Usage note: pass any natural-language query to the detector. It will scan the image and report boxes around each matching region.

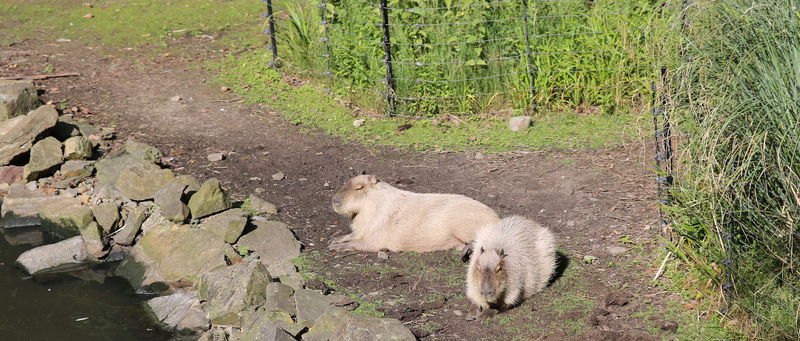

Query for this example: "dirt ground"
[1,35,689,340]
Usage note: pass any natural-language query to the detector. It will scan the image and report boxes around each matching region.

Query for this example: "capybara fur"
[329,174,500,253]
[466,216,556,319]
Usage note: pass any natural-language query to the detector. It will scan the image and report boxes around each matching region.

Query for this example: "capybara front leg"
[328,239,382,252]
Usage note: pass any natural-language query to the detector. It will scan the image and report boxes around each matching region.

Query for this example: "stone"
[92,201,119,233]
[508,115,532,132]
[75,122,97,138]
[23,137,63,181]
[175,174,201,195]
[279,272,305,290]
[16,236,88,276]
[201,208,248,244]
[51,115,81,141]
[38,197,94,239]
[207,152,225,162]
[294,289,340,324]
[236,309,296,341]
[267,260,298,279]
[140,209,172,233]
[304,308,415,341]
[147,289,210,332]
[115,206,148,246]
[583,255,598,264]
[197,327,228,341]
[1,184,71,227]
[116,224,229,289]
[95,154,160,196]
[264,282,297,316]
[377,250,390,260]
[352,119,365,127]
[169,95,182,102]
[25,181,37,191]
[237,221,301,267]
[114,165,175,201]
[2,227,44,246]
[246,194,278,216]
[606,246,628,256]
[262,309,305,337]
[79,221,106,259]
[154,181,189,222]
[271,172,285,181]
[0,80,39,121]
[120,140,163,163]
[62,135,93,160]
[60,160,95,179]
[0,165,23,184]
[188,178,231,219]
[196,259,272,326]
[0,105,58,165]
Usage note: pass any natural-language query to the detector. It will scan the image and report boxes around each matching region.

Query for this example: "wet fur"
[466,216,556,319]
[329,175,500,252]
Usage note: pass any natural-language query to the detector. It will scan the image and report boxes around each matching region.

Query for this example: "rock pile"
[0,80,414,340]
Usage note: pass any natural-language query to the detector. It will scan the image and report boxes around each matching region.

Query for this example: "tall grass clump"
[273,0,661,117]
[668,0,800,338]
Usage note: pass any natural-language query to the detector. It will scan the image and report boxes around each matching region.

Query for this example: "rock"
[141,209,172,232]
[353,119,365,127]
[606,246,628,256]
[169,95,182,102]
[264,282,297,316]
[207,152,225,162]
[60,160,95,179]
[245,194,278,216]
[120,140,163,163]
[1,184,71,227]
[2,227,44,246]
[279,272,306,290]
[114,165,175,201]
[117,224,229,289]
[115,206,148,246]
[235,311,295,341]
[237,221,300,267]
[196,259,272,326]
[79,221,106,259]
[583,255,598,264]
[294,289,341,324]
[62,135,93,160]
[147,289,210,332]
[25,181,37,191]
[267,260,298,278]
[254,187,265,194]
[603,291,631,307]
[0,80,39,121]
[16,236,88,276]
[201,208,247,244]
[304,308,415,341]
[74,122,97,138]
[95,154,160,194]
[91,201,119,233]
[23,137,63,181]
[175,174,201,195]
[197,327,228,341]
[508,115,531,132]
[0,165,23,184]
[0,105,58,165]
[154,181,189,222]
[188,178,231,219]
[377,250,389,260]
[262,309,306,337]
[38,197,94,239]
[271,172,285,181]
[51,115,81,141]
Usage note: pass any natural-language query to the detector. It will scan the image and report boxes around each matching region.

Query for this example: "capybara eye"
[480,247,484,253]
[355,184,364,190]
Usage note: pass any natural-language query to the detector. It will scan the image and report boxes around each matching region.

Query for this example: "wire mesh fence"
[264,0,659,119]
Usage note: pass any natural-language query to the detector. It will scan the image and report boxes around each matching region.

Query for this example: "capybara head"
[473,247,508,302]
[332,174,380,217]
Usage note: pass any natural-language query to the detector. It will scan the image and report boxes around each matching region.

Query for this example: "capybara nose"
[332,199,341,207]
[481,289,494,297]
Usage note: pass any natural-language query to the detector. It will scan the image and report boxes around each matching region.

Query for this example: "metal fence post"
[320,0,333,93]
[265,0,279,67]
[379,0,396,117]
[520,0,537,112]
[652,66,673,238]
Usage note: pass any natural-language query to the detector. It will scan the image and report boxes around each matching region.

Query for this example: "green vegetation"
[667,0,800,339]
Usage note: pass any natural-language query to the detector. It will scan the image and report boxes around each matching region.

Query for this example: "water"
[0,227,174,341]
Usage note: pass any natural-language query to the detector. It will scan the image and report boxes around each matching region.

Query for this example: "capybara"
[329,174,499,253]
[466,216,556,319]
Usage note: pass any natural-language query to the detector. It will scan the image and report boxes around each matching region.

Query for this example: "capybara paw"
[478,308,498,320]
[468,303,482,320]
[330,234,352,244]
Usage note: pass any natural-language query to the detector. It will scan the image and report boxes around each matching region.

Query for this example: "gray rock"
[119,140,163,163]
[115,206,148,246]
[267,260,298,279]
[271,172,285,181]
[237,221,300,267]
[0,165,23,184]
[236,309,296,341]
[79,221,106,259]
[117,224,229,289]
[51,115,81,141]
[38,197,94,239]
[606,246,628,256]
[147,289,210,332]
[201,208,247,244]
[16,236,88,276]
[1,184,70,227]
[246,194,278,216]
[25,181,37,191]
[264,282,296,316]
[279,272,306,290]
[140,209,172,232]
[304,308,415,341]
[2,227,44,246]
[114,165,175,201]
[75,122,97,139]
[294,289,340,324]
[188,178,231,219]
[154,181,189,222]
[91,201,119,233]
[23,137,63,181]
[261,309,306,337]
[207,152,225,162]
[175,174,201,195]
[197,327,229,341]
[63,135,93,160]
[60,160,95,179]
[95,154,159,191]
[0,80,39,121]
[508,115,532,132]
[0,105,58,165]
[196,259,272,326]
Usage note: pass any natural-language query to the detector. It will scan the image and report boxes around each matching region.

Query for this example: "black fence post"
[520,0,537,112]
[652,66,673,238]
[320,0,333,93]
[379,0,396,117]
[264,0,279,67]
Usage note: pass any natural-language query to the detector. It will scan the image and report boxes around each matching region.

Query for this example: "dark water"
[0,227,174,341]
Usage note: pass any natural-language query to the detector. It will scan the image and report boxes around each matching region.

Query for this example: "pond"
[0,227,174,341]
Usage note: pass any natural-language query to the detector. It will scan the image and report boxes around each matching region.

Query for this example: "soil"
[1,34,685,340]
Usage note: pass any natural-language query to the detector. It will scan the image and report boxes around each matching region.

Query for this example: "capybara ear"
[461,241,475,263]
[368,175,378,184]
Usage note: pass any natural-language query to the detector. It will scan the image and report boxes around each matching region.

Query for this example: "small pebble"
[249,177,262,181]
[583,255,598,264]
[272,172,285,181]
[452,310,463,317]
[169,95,182,102]
[353,119,365,127]
[377,251,389,260]
[207,152,225,162]
[25,181,37,191]
[254,188,266,194]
